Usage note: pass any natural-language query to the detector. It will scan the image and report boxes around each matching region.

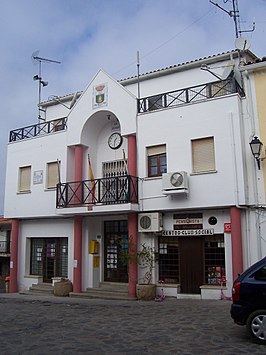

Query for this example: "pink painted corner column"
[73,215,83,293]
[127,134,138,298]
[230,206,243,281]
[128,213,138,298]
[73,144,84,293]
[9,219,19,293]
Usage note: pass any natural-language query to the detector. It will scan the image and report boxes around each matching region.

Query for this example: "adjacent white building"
[4,49,262,299]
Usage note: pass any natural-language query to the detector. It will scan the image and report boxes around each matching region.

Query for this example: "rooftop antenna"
[209,0,255,40]
[137,51,141,99]
[32,51,61,123]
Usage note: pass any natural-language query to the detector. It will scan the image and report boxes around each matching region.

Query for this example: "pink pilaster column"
[73,145,84,292]
[73,216,83,293]
[127,135,138,298]
[230,207,243,281]
[127,135,137,176]
[74,145,84,181]
[9,219,19,293]
[128,213,138,298]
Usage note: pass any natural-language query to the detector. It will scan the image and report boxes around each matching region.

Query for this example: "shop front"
[159,211,229,298]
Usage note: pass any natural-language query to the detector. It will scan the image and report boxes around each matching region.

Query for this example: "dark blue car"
[231,256,266,344]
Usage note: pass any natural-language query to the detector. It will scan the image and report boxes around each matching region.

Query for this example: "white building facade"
[4,50,261,299]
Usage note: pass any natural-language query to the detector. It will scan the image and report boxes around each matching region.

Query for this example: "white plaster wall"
[44,103,70,122]
[4,131,67,218]
[137,95,246,211]
[124,58,232,98]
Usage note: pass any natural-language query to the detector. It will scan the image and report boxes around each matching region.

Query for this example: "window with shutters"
[47,161,60,189]
[192,137,216,173]
[19,166,31,192]
[147,144,167,177]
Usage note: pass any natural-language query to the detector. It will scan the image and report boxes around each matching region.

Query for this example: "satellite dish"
[235,37,251,51]
[221,60,235,80]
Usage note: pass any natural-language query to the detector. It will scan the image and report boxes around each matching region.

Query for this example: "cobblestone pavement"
[0,293,265,355]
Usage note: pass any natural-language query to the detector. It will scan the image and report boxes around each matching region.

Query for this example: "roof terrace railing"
[138,78,244,113]
[9,117,67,142]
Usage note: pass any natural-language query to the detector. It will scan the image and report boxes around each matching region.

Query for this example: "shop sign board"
[224,223,231,232]
[162,229,214,237]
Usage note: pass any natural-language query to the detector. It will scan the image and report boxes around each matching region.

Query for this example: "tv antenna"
[209,0,255,39]
[32,51,61,123]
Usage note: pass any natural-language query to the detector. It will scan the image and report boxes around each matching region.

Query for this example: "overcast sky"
[1,0,265,215]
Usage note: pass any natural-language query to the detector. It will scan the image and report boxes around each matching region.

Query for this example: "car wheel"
[247,310,266,344]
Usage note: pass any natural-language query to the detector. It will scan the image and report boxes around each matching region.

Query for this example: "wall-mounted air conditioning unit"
[138,212,162,233]
[162,171,189,194]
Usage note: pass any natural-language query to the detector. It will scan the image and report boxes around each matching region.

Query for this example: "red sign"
[224,223,231,233]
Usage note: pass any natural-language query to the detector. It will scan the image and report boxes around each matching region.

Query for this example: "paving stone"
[0,293,264,354]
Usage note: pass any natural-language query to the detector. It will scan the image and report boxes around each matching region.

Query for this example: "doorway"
[31,238,68,282]
[104,221,128,283]
[179,237,204,294]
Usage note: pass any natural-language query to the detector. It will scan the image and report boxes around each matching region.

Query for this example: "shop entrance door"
[179,237,204,294]
[43,239,58,282]
[104,221,128,283]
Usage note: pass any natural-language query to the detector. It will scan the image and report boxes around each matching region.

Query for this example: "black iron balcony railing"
[9,117,67,142]
[0,241,10,254]
[138,78,244,113]
[56,175,138,208]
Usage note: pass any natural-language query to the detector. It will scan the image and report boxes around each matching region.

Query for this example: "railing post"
[185,88,189,103]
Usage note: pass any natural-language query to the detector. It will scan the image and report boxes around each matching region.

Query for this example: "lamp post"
[249,136,263,170]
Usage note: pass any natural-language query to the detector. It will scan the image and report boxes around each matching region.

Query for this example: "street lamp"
[249,136,263,170]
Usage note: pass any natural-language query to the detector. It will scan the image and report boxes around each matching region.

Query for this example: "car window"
[252,266,266,281]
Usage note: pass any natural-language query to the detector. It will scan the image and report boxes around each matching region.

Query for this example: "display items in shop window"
[207,266,226,286]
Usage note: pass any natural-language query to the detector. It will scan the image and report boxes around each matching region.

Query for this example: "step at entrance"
[20,283,54,296]
[70,282,135,301]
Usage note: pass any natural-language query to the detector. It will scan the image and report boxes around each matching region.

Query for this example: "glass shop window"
[204,235,226,286]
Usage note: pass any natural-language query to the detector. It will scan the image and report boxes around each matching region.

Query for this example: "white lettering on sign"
[162,229,214,236]
[175,218,202,225]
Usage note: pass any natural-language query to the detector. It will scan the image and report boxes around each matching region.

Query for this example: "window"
[147,145,167,177]
[19,166,31,192]
[47,161,60,189]
[192,137,216,173]
[158,237,179,284]
[204,235,225,285]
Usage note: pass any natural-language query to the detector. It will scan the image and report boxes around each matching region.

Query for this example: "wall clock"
[108,132,123,150]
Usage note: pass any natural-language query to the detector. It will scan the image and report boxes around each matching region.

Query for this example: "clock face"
[108,132,123,150]
[170,172,183,187]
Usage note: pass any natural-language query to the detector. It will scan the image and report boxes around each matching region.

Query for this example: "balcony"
[56,175,138,208]
[9,117,67,142]
[138,78,244,113]
[0,241,10,254]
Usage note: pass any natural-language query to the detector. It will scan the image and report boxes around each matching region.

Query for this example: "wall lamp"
[249,136,264,170]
